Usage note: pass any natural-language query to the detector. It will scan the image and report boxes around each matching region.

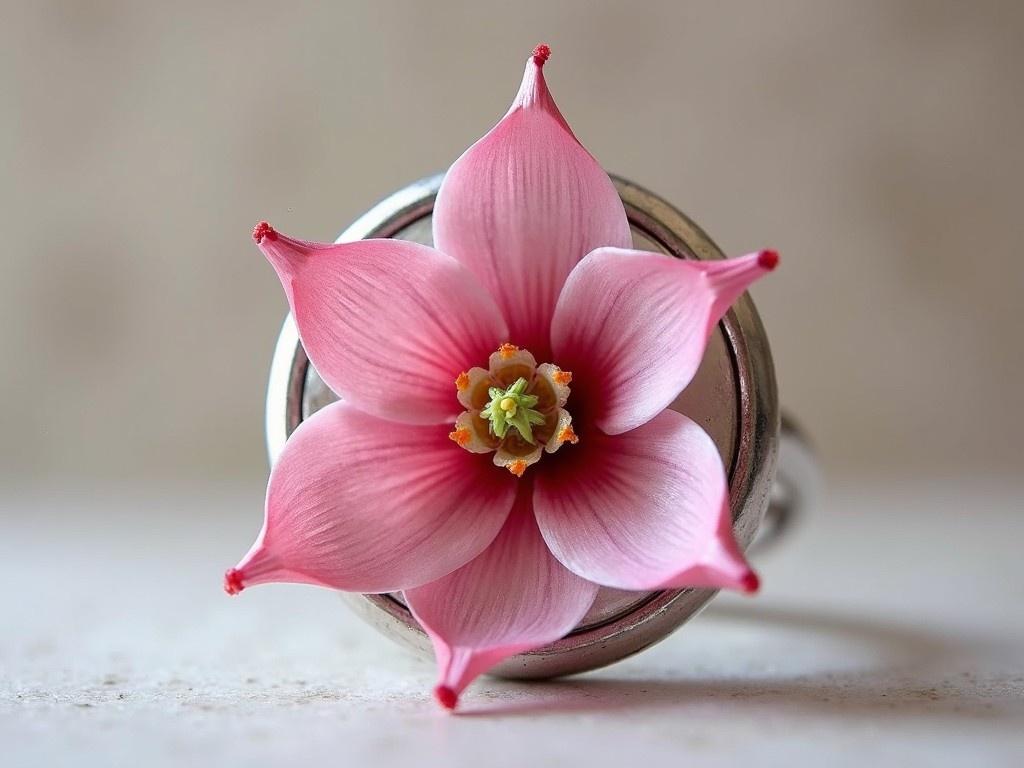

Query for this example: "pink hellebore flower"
[226,45,778,711]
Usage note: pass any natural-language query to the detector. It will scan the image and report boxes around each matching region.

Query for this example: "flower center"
[481,377,545,442]
[448,343,578,477]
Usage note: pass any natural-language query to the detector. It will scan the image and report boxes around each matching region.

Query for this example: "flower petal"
[254,223,508,425]
[432,46,631,358]
[551,247,778,435]
[533,409,757,593]
[225,402,517,595]
[404,483,599,710]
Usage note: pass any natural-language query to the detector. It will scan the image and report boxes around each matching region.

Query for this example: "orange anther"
[455,371,470,391]
[498,343,519,359]
[558,425,579,445]
[448,428,471,447]
[552,370,573,385]
[507,460,527,477]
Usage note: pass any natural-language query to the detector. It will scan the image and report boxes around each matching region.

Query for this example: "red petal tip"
[223,568,245,596]
[532,43,551,66]
[758,249,779,270]
[741,570,761,594]
[434,685,459,711]
[253,221,277,244]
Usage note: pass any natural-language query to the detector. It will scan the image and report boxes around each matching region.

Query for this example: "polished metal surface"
[755,415,820,553]
[266,174,784,679]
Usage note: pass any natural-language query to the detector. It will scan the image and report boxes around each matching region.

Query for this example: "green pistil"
[480,377,546,443]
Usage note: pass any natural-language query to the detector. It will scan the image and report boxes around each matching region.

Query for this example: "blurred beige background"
[2,0,1023,486]
[4,5,1024,761]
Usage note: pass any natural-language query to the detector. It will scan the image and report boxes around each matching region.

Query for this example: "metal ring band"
[751,414,818,553]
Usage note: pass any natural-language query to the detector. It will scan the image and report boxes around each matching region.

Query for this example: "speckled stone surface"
[2,479,1022,767]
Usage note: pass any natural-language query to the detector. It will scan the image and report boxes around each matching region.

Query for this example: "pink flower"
[226,44,777,711]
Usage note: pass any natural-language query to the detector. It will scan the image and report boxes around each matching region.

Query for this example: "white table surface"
[2,478,1022,767]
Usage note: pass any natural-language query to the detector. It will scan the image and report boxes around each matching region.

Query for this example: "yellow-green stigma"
[480,377,546,443]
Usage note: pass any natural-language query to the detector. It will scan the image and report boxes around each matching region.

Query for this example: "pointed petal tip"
[532,43,551,66]
[758,249,780,271]
[223,567,245,596]
[434,685,459,711]
[253,221,277,245]
[741,570,761,594]
[252,222,306,279]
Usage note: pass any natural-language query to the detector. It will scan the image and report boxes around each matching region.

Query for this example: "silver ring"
[753,415,819,553]
[265,173,818,679]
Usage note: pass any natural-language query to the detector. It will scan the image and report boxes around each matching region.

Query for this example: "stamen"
[455,346,576,472]
[448,428,472,447]
[252,221,277,244]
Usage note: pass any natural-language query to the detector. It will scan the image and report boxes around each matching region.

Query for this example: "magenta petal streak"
[256,226,508,425]
[405,484,599,711]
[227,402,518,595]
[432,52,631,359]
[551,248,778,435]
[534,409,757,592]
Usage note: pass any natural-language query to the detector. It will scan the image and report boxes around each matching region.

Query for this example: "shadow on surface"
[460,603,1020,720]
